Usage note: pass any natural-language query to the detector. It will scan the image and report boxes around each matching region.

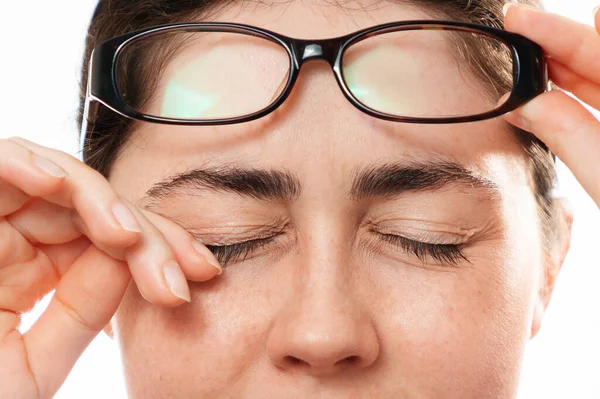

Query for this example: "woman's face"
[108,1,550,397]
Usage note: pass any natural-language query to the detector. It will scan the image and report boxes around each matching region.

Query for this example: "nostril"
[284,355,305,366]
[337,355,360,366]
[282,354,360,369]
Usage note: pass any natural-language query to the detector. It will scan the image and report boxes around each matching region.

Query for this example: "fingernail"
[112,201,142,233]
[594,5,599,16]
[192,241,223,275]
[504,2,537,15]
[163,260,191,302]
[32,154,68,178]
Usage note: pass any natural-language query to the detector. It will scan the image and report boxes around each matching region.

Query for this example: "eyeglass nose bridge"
[293,38,344,67]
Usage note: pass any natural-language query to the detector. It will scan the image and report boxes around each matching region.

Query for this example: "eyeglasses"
[80,20,548,149]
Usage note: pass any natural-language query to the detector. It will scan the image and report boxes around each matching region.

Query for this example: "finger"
[0,178,29,216]
[119,199,192,305]
[2,180,125,262]
[0,239,93,318]
[0,241,58,313]
[6,199,81,245]
[38,236,93,277]
[548,58,600,110]
[2,198,132,287]
[139,208,222,281]
[0,215,37,270]
[504,90,600,206]
[3,137,141,254]
[23,245,130,399]
[595,5,600,35]
[504,4,600,85]
[0,217,90,315]
[0,139,67,204]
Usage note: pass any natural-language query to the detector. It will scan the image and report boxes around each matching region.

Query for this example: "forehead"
[116,0,530,199]
[202,0,433,36]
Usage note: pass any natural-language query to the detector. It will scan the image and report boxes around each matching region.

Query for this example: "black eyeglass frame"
[83,20,548,125]
[81,20,556,163]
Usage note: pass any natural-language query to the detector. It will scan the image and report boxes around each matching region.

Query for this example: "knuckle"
[82,165,108,185]
[0,141,35,178]
[4,139,76,171]
[5,136,29,145]
[0,219,31,263]
[0,139,26,159]
[45,149,106,187]
[0,285,40,314]
[0,310,21,341]
[53,292,99,333]
[41,146,78,164]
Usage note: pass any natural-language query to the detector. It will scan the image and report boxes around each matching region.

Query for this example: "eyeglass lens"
[114,28,514,120]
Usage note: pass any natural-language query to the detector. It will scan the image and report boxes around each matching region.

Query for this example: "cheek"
[114,274,277,396]
[374,239,539,395]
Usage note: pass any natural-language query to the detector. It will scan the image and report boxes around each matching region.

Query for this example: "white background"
[0,1,598,398]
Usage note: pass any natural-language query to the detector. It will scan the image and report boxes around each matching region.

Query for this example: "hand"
[0,137,221,399]
[503,3,600,207]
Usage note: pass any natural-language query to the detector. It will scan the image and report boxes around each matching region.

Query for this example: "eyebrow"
[349,161,499,200]
[142,165,302,203]
[140,160,500,205]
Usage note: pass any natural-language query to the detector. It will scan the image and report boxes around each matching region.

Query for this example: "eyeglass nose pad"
[302,44,325,59]
[295,40,341,67]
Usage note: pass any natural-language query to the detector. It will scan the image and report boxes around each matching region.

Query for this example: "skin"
[1,1,599,398]
[111,2,564,397]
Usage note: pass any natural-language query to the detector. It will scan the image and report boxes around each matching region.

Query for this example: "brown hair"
[77,0,559,252]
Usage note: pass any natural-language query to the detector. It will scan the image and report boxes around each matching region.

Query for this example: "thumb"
[503,90,600,206]
[23,245,131,398]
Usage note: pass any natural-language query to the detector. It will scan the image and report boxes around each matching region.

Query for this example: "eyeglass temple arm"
[79,51,100,160]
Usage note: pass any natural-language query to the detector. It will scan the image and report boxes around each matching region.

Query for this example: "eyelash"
[205,236,278,268]
[205,234,470,268]
[378,234,470,267]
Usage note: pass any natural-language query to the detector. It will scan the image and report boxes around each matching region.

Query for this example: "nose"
[266,269,380,377]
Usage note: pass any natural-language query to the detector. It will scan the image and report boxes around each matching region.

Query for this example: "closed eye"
[378,233,471,267]
[205,236,279,268]
[204,233,470,268]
